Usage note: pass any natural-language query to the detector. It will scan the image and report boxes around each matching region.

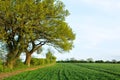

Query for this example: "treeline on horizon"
[57,58,120,63]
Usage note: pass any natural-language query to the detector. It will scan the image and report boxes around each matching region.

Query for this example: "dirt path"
[0,64,54,80]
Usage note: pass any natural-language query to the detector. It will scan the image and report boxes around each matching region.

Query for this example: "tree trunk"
[24,53,32,67]
[6,59,16,69]
[6,50,19,69]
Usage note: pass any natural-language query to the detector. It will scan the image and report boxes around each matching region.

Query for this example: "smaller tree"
[70,57,76,62]
[111,59,117,63]
[79,59,87,63]
[46,51,53,60]
[105,60,111,63]
[46,50,56,63]
[51,56,56,63]
[86,58,94,63]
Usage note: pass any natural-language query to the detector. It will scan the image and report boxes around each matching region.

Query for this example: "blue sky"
[53,0,120,61]
[28,0,120,61]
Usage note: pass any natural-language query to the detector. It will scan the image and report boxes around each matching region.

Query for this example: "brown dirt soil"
[0,64,54,80]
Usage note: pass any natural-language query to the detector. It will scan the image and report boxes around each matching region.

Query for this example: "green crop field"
[4,63,120,80]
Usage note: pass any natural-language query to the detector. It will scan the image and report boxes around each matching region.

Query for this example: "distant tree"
[117,61,120,63]
[69,57,77,63]
[111,59,117,63]
[51,56,56,63]
[46,51,53,60]
[105,60,111,63]
[46,50,56,63]
[65,58,70,62]
[79,59,87,63]
[86,58,94,63]
[95,60,104,63]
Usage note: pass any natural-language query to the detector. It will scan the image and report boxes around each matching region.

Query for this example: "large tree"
[0,0,75,68]
[24,0,75,66]
[0,0,27,69]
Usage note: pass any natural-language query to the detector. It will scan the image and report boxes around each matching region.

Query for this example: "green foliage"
[31,58,46,66]
[0,65,3,72]
[31,51,56,66]
[0,0,75,68]
[45,59,50,64]
[46,51,56,63]
[4,63,120,80]
[95,60,104,63]
[0,58,27,72]
[0,59,2,64]
[30,57,56,66]
[30,58,39,66]
[0,0,75,51]
[0,59,3,72]
[39,58,45,65]
[46,51,53,59]
[57,59,120,63]
[14,59,24,67]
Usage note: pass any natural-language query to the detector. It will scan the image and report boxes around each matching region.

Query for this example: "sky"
[52,0,120,61]
[28,0,120,61]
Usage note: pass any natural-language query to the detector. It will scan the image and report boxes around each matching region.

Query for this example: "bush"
[0,59,3,72]
[39,59,45,65]
[0,65,3,72]
[31,58,39,66]
[14,59,24,67]
[45,59,50,64]
[30,57,56,66]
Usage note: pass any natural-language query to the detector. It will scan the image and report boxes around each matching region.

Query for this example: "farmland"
[4,63,120,80]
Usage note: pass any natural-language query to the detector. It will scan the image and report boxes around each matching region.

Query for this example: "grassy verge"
[0,63,55,80]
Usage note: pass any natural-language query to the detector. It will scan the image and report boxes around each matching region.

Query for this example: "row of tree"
[57,58,120,63]
[0,0,75,69]
[0,51,56,72]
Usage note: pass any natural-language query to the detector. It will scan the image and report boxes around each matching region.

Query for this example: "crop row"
[4,63,120,80]
[75,63,120,76]
[77,63,120,72]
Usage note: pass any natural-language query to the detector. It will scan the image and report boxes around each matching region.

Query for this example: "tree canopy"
[0,0,75,69]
